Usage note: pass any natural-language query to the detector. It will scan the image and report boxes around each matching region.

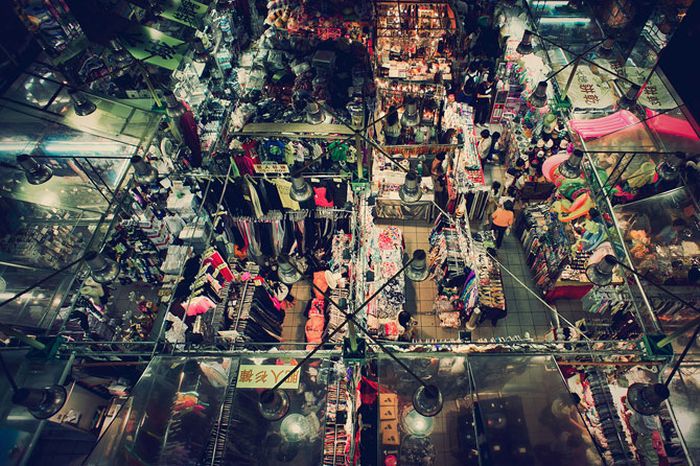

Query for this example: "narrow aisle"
[490,234,553,340]
[480,152,553,340]
[281,281,311,345]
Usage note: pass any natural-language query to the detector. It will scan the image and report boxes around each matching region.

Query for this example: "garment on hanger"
[270,178,300,210]
[244,177,264,218]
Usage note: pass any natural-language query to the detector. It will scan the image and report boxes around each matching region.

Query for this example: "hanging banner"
[119,24,184,70]
[235,364,300,389]
[160,0,209,29]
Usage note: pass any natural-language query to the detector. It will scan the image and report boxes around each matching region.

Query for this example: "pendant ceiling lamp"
[277,256,302,285]
[165,92,185,120]
[585,254,617,286]
[131,156,158,185]
[401,97,420,128]
[516,30,534,55]
[656,152,685,181]
[412,384,443,417]
[68,89,97,116]
[12,385,67,419]
[558,149,584,179]
[305,102,326,125]
[289,173,313,202]
[399,170,422,203]
[258,389,290,421]
[85,250,121,284]
[529,81,549,108]
[627,383,670,416]
[618,84,641,110]
[16,154,53,185]
[406,250,429,282]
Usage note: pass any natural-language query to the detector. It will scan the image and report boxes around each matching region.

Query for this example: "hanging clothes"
[270,178,300,210]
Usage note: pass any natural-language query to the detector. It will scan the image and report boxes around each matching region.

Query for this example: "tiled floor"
[281,281,311,347]
[400,220,458,341]
[282,211,568,345]
[487,233,554,340]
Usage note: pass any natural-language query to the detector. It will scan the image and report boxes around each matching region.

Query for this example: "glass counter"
[527,0,603,52]
[85,353,333,466]
[374,353,603,466]
[613,187,700,286]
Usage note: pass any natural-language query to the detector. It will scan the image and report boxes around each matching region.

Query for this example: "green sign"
[160,0,209,29]
[120,24,185,70]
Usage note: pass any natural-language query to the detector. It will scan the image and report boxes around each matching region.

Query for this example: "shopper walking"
[490,200,514,248]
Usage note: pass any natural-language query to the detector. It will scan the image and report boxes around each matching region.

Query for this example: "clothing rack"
[230,265,260,346]
[204,365,237,466]
[585,369,637,465]
[323,362,350,466]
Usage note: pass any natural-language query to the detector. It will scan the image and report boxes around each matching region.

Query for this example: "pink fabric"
[181,296,217,316]
[568,110,640,140]
[313,187,334,207]
[645,109,700,141]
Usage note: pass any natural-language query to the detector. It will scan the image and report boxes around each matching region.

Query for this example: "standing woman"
[490,200,514,248]
[474,76,493,126]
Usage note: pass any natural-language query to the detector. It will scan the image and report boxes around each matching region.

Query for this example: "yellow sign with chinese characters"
[235,365,300,389]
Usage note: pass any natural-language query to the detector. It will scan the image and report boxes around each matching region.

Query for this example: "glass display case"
[85,354,334,466]
[0,351,72,466]
[614,187,700,286]
[526,0,604,51]
[375,353,603,466]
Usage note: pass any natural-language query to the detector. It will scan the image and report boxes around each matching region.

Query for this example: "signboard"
[235,364,300,389]
[254,163,290,174]
[160,0,209,29]
[120,24,185,70]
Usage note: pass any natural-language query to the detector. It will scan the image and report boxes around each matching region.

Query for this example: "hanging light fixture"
[289,173,313,202]
[406,250,429,282]
[399,170,422,203]
[529,81,549,108]
[585,254,617,286]
[68,89,97,116]
[258,389,290,421]
[130,156,158,185]
[598,38,615,58]
[618,84,641,110]
[85,250,120,284]
[346,99,365,129]
[558,149,584,179]
[12,385,67,419]
[412,384,443,417]
[165,92,185,120]
[305,102,326,125]
[656,152,685,181]
[277,256,302,285]
[401,97,420,127]
[16,154,53,185]
[516,30,534,55]
[627,383,670,416]
[280,413,310,442]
